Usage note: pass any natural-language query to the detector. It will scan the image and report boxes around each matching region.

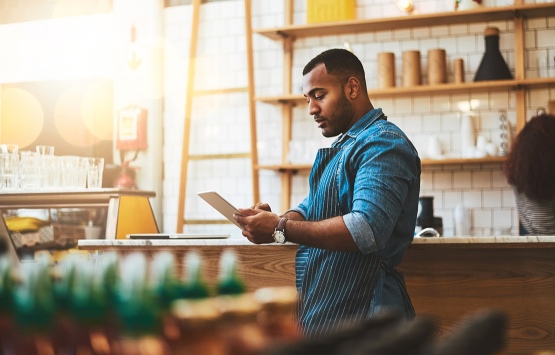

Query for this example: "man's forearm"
[281,210,305,221]
[284,216,360,252]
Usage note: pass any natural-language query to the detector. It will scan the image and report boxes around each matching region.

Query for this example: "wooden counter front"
[79,236,555,354]
[402,238,555,355]
[79,239,298,291]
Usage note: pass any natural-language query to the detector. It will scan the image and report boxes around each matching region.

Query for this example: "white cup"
[454,204,471,236]
[476,135,488,150]
[87,157,104,189]
[485,142,498,156]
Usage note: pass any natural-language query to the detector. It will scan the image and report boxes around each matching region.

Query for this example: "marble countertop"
[78,235,555,249]
[411,235,555,246]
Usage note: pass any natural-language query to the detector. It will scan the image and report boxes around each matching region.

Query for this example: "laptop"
[127,233,230,239]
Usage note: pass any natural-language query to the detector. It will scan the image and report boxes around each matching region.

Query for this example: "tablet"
[127,233,230,239]
[197,191,243,230]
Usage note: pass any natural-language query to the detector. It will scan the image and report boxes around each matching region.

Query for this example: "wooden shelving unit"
[257,156,507,173]
[254,3,555,40]
[250,1,555,212]
[257,78,555,104]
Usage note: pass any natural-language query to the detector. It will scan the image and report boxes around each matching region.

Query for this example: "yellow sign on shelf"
[307,0,356,24]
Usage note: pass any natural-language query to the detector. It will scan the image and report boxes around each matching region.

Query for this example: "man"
[234,48,421,339]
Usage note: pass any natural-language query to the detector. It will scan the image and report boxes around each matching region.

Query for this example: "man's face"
[302,64,355,137]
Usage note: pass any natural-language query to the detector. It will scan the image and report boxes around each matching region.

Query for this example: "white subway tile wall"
[163,0,555,237]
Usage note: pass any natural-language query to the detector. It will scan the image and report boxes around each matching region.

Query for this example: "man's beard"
[321,87,354,138]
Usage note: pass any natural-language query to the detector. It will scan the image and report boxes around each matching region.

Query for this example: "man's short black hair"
[302,48,367,90]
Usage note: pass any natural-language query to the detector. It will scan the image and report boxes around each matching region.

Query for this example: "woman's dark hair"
[504,114,555,201]
[302,48,367,91]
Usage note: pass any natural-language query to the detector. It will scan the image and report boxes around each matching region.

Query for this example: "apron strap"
[380,259,416,320]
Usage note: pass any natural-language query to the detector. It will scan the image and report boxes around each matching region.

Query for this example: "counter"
[79,236,555,354]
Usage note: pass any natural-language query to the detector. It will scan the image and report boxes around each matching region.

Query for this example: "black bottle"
[474,27,513,81]
[416,196,435,229]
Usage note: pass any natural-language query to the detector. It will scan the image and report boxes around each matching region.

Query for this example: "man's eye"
[315,95,324,100]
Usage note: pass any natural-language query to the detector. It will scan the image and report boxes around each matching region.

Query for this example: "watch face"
[273,230,286,244]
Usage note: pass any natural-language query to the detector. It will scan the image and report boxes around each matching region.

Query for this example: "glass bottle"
[116,253,170,355]
[12,256,57,355]
[216,250,245,296]
[474,27,513,81]
[0,256,16,351]
[179,251,210,299]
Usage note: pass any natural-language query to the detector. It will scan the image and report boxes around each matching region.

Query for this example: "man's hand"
[234,207,280,244]
[250,202,271,212]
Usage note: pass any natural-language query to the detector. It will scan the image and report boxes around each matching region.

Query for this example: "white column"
[112,0,164,226]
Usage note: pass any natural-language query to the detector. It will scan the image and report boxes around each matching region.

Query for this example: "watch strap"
[276,217,289,233]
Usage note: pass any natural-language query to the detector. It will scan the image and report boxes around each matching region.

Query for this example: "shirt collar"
[333,108,386,146]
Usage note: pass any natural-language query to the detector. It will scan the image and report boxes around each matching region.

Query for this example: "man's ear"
[346,77,361,98]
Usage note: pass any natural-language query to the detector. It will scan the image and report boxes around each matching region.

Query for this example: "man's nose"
[308,101,319,116]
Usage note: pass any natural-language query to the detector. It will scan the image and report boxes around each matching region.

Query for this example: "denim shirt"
[291,108,421,323]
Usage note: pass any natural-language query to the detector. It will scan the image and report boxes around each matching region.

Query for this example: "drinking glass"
[36,145,55,189]
[77,157,89,189]
[0,153,19,190]
[36,145,54,156]
[60,156,81,189]
[87,157,104,189]
[0,144,18,155]
[19,151,42,190]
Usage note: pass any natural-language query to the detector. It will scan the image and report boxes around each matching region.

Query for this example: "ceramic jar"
[454,58,465,83]
[402,50,421,87]
[377,52,395,88]
[427,49,447,85]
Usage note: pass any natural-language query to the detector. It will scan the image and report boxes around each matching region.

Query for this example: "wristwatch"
[272,217,289,244]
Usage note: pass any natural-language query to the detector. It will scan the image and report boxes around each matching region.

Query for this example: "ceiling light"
[397,0,414,13]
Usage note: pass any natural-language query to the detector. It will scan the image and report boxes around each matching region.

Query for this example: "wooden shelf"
[257,156,507,172]
[420,156,507,166]
[256,77,555,104]
[0,188,156,209]
[254,3,555,40]
[256,164,312,173]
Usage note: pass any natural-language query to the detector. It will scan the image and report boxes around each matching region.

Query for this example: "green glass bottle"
[12,255,56,355]
[216,250,245,296]
[150,251,180,310]
[0,256,16,350]
[115,252,170,355]
[180,251,210,299]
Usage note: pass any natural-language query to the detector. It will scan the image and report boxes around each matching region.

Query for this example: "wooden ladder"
[176,0,259,233]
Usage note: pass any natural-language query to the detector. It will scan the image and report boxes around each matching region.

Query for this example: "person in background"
[504,114,555,235]
[234,48,421,338]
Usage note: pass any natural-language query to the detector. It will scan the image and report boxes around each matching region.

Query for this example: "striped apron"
[296,146,382,339]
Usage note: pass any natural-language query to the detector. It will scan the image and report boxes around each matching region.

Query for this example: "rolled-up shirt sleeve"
[341,129,419,255]
[286,196,309,219]
[343,211,376,254]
